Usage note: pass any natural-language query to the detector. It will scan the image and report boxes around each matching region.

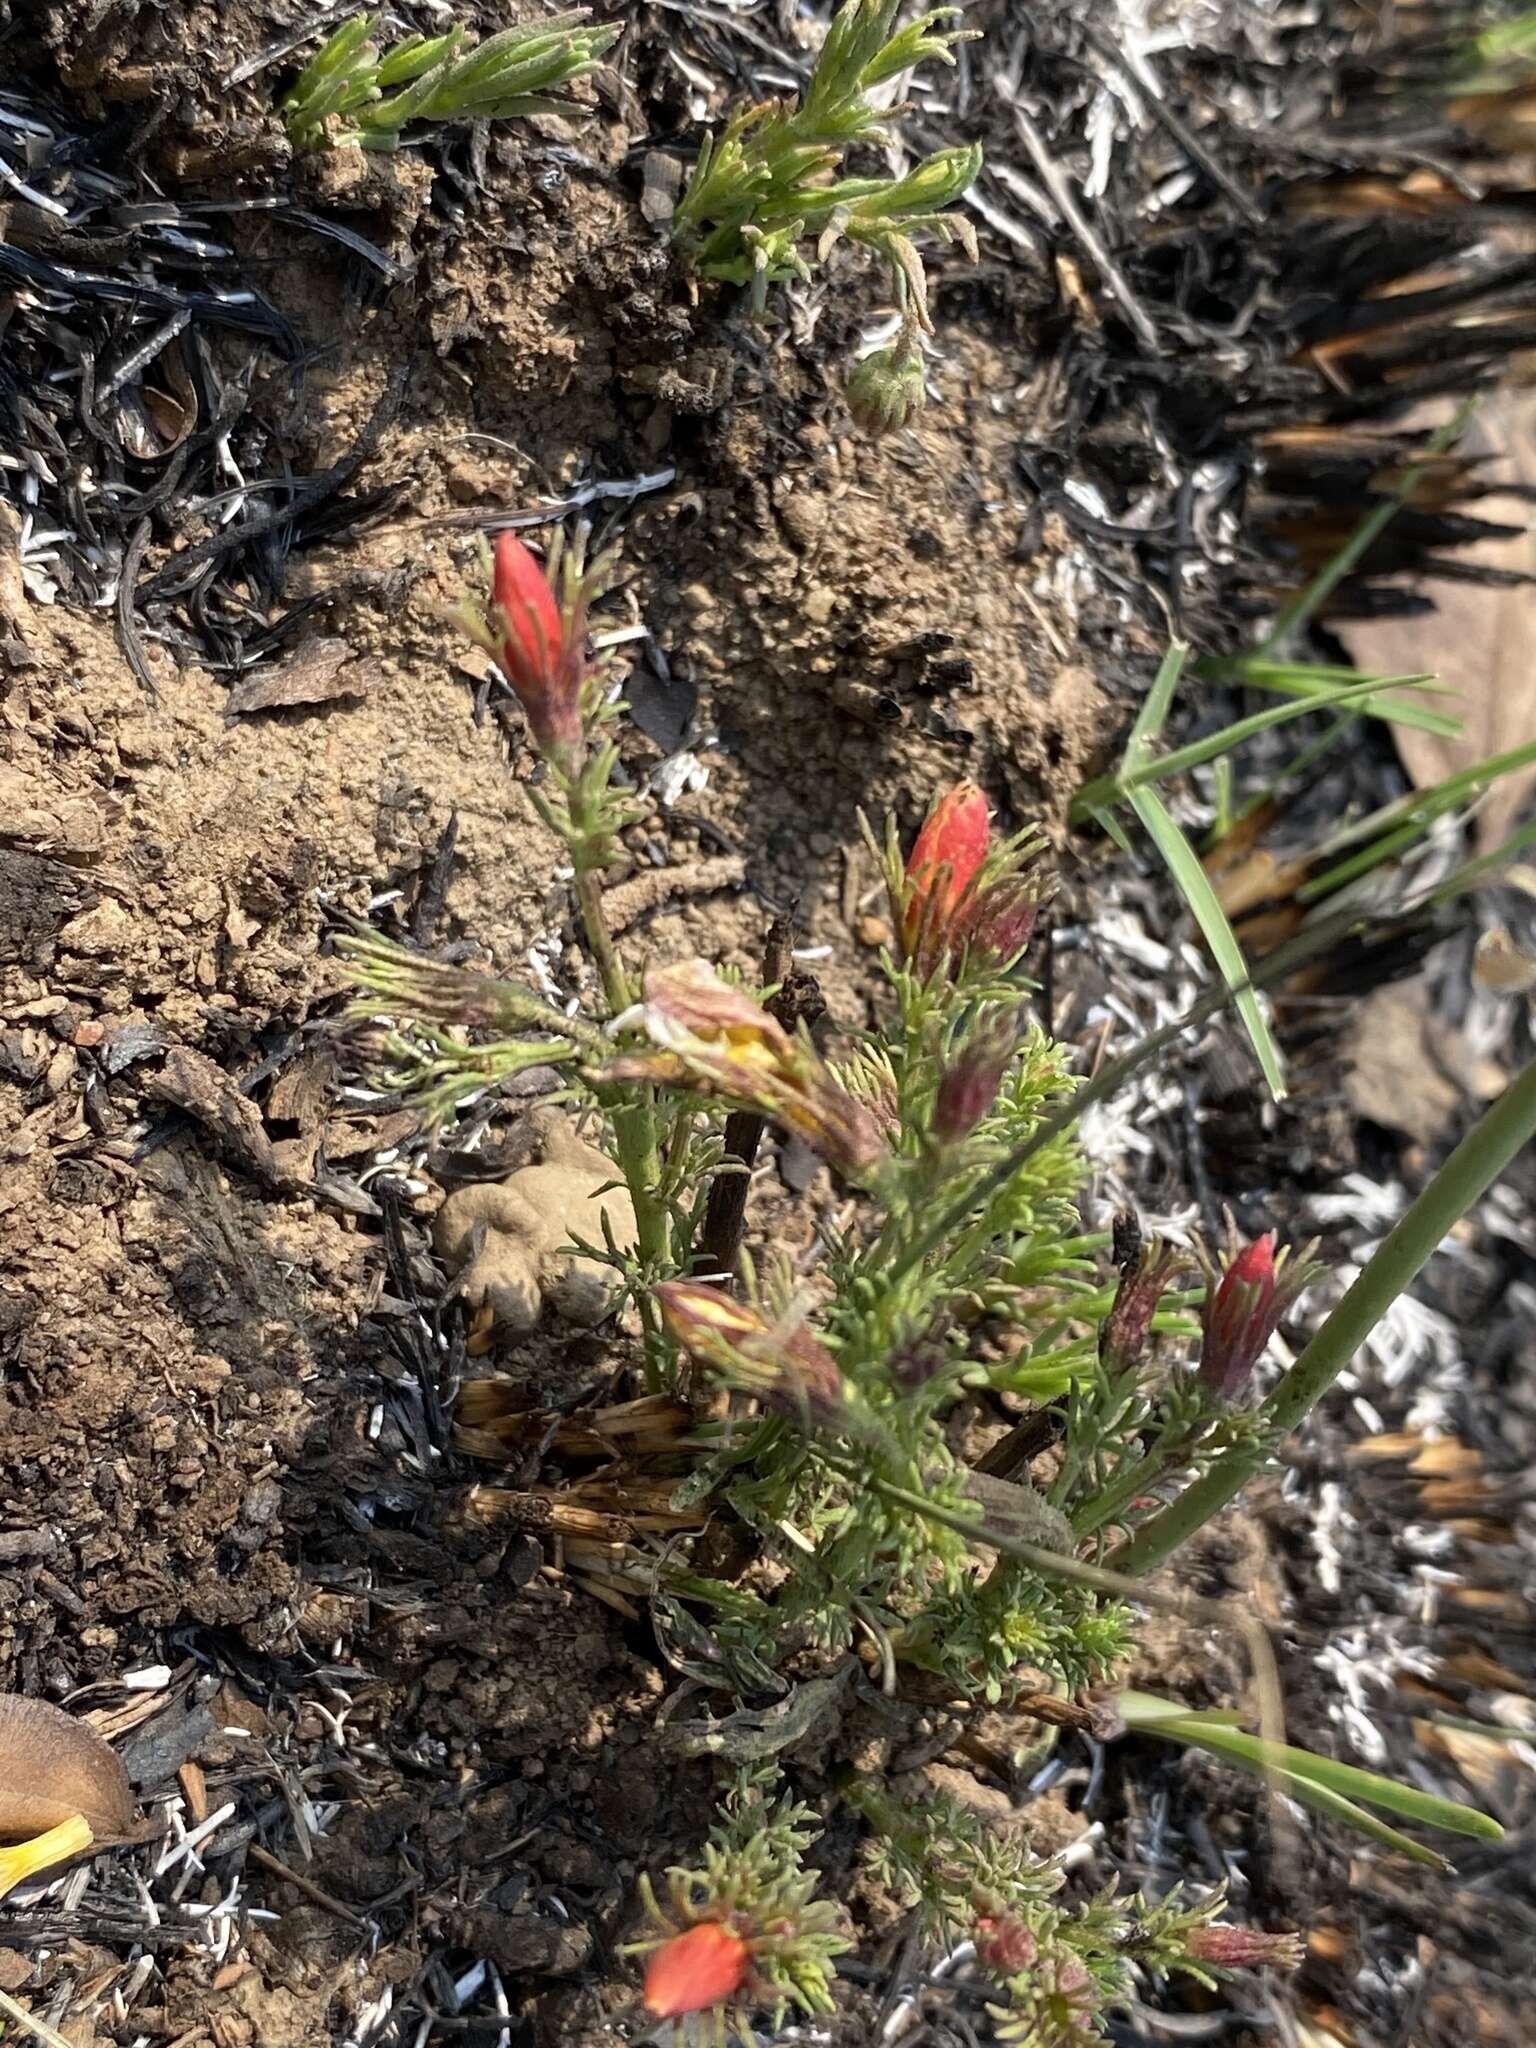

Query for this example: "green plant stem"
[574,866,633,1014]
[569,836,671,1382]
[816,1449,1287,1749]
[1108,1055,1536,1577]
[1073,1439,1177,1540]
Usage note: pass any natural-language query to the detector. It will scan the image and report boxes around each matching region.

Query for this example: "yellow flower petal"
[0,1813,94,1901]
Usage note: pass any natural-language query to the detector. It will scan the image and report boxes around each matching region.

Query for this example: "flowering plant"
[341,533,1508,2045]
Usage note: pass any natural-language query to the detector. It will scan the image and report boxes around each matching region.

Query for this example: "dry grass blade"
[0,1988,75,2048]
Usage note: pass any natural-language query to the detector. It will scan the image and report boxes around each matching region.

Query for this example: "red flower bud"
[974,1913,1037,1974]
[1198,1234,1276,1400]
[491,532,584,766]
[1197,1233,1321,1402]
[958,873,1043,970]
[903,783,991,961]
[1187,1923,1304,1971]
[644,1921,751,2018]
[934,1007,1019,1142]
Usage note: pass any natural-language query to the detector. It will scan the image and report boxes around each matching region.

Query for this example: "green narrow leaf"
[1123,1698,1504,1841]
[1210,755,1234,842]
[302,12,376,84]
[1299,733,1536,903]
[1259,396,1478,653]
[1131,1723,1452,1866]
[1125,781,1287,1100]
[1277,1771,1452,1869]
[1123,638,1191,768]
[1088,801,1136,856]
[1427,813,1536,904]
[1123,670,1447,794]
[1117,1691,1244,1728]
[374,32,455,85]
[1200,657,1463,739]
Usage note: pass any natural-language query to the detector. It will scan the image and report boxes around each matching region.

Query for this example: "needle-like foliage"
[282,10,618,154]
[673,0,982,428]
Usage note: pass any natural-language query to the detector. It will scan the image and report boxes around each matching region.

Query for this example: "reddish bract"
[903,782,991,957]
[933,1007,1018,1142]
[644,1921,751,2018]
[974,1912,1037,1974]
[493,532,565,697]
[1188,1923,1305,1970]
[1198,1233,1278,1400]
[489,533,584,764]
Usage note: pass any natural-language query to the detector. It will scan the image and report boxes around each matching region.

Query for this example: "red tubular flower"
[1197,1232,1321,1401]
[903,782,990,961]
[601,960,887,1186]
[1187,1923,1304,1971]
[644,1920,751,2018]
[491,532,584,767]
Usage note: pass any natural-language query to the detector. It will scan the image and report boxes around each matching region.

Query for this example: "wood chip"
[177,1759,209,1824]
[142,1044,285,1189]
[225,639,368,716]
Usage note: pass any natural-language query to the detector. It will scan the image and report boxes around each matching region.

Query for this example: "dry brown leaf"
[1342,984,1461,1145]
[226,638,368,716]
[0,1695,137,1844]
[143,1043,285,1189]
[1337,390,1536,854]
[1474,925,1536,994]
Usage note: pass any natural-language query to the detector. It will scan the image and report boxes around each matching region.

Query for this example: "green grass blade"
[1086,800,1136,856]
[1159,1720,1503,1838]
[1427,813,1536,904]
[1123,1701,1501,1858]
[1122,672,1446,794]
[1300,733,1536,901]
[1278,1773,1452,1869]
[1198,656,1463,739]
[1299,790,1462,902]
[1123,638,1190,766]
[1117,1691,1245,1728]
[1125,782,1287,1100]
